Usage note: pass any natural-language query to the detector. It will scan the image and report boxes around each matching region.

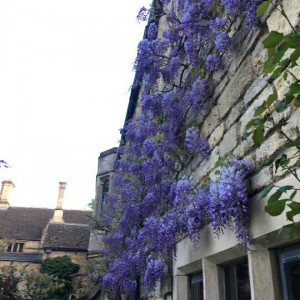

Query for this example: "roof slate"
[43,223,90,251]
[0,207,93,241]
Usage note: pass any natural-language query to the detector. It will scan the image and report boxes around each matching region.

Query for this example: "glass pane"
[224,258,251,300]
[279,246,300,300]
[283,258,300,300]
[13,244,18,252]
[18,243,24,252]
[191,273,203,300]
[236,260,251,300]
[6,244,12,252]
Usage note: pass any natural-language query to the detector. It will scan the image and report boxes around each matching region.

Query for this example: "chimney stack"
[51,182,67,222]
[0,180,14,209]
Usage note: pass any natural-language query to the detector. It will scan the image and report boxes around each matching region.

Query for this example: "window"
[101,178,110,210]
[190,272,203,300]
[278,246,300,300]
[223,257,251,300]
[6,243,24,253]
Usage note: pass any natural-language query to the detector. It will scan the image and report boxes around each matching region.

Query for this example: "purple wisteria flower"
[147,23,158,40]
[136,6,149,22]
[215,32,232,52]
[144,259,165,289]
[205,54,221,71]
[185,127,210,159]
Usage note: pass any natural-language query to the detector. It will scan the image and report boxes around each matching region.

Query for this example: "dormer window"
[6,243,24,253]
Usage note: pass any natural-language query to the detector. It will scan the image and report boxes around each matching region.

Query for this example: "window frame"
[222,256,251,300]
[6,242,25,253]
[278,245,300,300]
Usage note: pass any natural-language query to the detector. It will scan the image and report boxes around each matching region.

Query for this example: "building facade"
[98,0,300,299]
[0,180,94,298]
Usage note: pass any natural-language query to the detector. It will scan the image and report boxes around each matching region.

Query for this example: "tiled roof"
[0,207,93,241]
[0,252,43,263]
[43,223,90,251]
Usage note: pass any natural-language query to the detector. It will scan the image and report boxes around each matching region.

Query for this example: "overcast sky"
[0,0,149,209]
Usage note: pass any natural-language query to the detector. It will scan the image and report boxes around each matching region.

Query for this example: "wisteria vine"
[101,0,259,298]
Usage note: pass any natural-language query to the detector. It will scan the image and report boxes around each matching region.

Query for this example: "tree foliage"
[40,255,80,298]
[0,265,64,300]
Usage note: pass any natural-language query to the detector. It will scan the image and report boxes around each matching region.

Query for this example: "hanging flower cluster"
[102,0,259,298]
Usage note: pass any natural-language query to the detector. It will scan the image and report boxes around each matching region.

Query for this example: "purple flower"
[147,23,158,40]
[215,32,232,52]
[144,259,165,289]
[185,127,210,159]
[205,54,221,71]
[137,6,149,23]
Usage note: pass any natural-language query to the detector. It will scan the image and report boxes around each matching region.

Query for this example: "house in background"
[0,180,93,270]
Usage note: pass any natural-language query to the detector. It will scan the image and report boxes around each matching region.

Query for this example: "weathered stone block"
[255,132,285,162]
[282,108,300,139]
[251,167,273,191]
[239,85,273,136]
[217,59,256,119]
[208,123,225,149]
[250,37,269,76]
[233,137,254,159]
[267,0,300,35]
[193,146,220,180]
[225,101,245,129]
[243,75,268,105]
[200,105,221,138]
[219,123,238,157]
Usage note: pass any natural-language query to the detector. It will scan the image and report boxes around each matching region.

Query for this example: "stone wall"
[171,0,300,299]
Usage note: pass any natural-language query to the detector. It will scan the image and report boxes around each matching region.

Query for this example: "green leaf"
[263,59,276,73]
[288,201,300,211]
[268,190,283,204]
[260,156,276,167]
[271,67,283,80]
[280,223,300,238]
[294,95,300,107]
[285,32,300,48]
[263,31,284,48]
[284,138,300,148]
[275,154,289,172]
[278,185,294,193]
[283,72,288,81]
[287,202,300,222]
[290,190,297,201]
[276,100,289,113]
[253,123,264,146]
[265,200,287,216]
[254,103,266,116]
[257,185,274,201]
[245,118,263,130]
[274,44,290,64]
[256,0,270,17]
[266,93,277,107]
[291,48,300,64]
[286,211,295,222]
[289,81,300,95]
